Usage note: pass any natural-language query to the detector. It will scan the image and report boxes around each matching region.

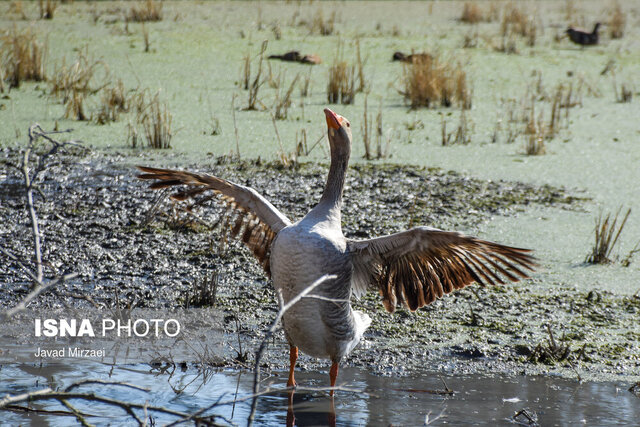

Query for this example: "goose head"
[324,108,352,159]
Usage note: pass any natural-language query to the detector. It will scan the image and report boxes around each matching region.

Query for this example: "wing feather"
[348,226,537,313]
[137,166,292,277]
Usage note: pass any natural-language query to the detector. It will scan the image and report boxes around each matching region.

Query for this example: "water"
[1,362,637,425]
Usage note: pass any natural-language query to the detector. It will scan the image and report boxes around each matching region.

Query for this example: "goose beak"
[324,108,341,130]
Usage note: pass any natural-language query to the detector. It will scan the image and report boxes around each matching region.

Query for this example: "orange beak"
[324,108,341,130]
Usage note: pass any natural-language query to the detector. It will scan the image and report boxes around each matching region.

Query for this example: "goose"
[268,51,322,65]
[566,22,600,46]
[392,51,433,63]
[137,108,536,395]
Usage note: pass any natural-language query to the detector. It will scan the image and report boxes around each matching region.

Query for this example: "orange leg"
[329,362,339,396]
[287,346,298,387]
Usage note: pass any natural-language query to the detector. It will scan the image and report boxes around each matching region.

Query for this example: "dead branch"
[0,124,86,320]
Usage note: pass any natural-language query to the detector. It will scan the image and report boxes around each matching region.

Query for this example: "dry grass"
[49,47,107,99]
[362,97,389,159]
[308,9,335,36]
[142,23,151,53]
[586,208,631,264]
[460,2,499,24]
[608,1,625,39]
[501,2,537,46]
[299,69,312,97]
[0,26,47,88]
[39,0,57,20]
[441,108,471,146]
[273,73,299,120]
[327,56,356,105]
[130,90,173,148]
[355,39,367,93]
[63,88,87,121]
[401,55,471,109]
[460,3,482,24]
[242,41,268,110]
[129,0,162,22]
[95,79,127,124]
[7,1,28,20]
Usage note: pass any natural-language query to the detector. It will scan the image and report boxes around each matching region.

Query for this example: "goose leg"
[287,346,298,387]
[329,362,339,396]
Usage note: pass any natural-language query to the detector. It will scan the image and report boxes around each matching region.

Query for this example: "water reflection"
[1,362,638,425]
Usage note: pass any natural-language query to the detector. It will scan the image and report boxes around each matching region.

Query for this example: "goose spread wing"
[137,166,292,276]
[347,226,536,313]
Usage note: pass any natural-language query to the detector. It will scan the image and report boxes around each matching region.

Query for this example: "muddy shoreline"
[1,148,638,383]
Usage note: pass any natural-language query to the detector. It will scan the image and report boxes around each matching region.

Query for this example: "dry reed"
[129,90,172,148]
[401,55,471,109]
[129,0,162,22]
[327,61,355,105]
[95,79,127,124]
[64,88,87,121]
[274,73,299,120]
[441,108,471,146]
[586,208,631,264]
[460,3,482,24]
[608,1,625,39]
[309,9,336,36]
[39,0,57,19]
[49,47,107,99]
[243,41,268,110]
[0,26,47,88]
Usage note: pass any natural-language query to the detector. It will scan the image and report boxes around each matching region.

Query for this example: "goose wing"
[137,166,292,276]
[347,226,536,312]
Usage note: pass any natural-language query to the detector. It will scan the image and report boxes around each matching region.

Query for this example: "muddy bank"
[1,148,638,382]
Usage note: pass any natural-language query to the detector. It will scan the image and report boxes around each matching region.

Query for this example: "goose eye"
[346,122,350,128]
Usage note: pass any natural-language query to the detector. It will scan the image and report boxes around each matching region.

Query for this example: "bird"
[268,50,322,65]
[137,108,537,395]
[566,22,600,46]
[392,51,433,63]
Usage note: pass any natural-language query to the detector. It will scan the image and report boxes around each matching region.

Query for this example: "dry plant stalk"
[500,2,537,46]
[460,3,482,23]
[39,0,57,19]
[586,207,631,264]
[95,79,127,124]
[7,1,28,20]
[64,88,87,121]
[402,55,471,109]
[309,9,336,35]
[130,90,172,148]
[49,47,107,99]
[442,108,471,146]
[355,38,367,93]
[327,61,355,105]
[141,92,172,148]
[523,100,545,155]
[274,73,299,120]
[129,0,162,22]
[300,68,312,97]
[0,26,47,88]
[245,40,268,110]
[608,1,625,39]
[142,22,151,52]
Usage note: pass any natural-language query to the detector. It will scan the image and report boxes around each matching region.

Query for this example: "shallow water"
[2,362,638,425]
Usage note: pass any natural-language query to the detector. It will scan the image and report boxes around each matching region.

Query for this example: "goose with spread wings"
[138,108,536,395]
